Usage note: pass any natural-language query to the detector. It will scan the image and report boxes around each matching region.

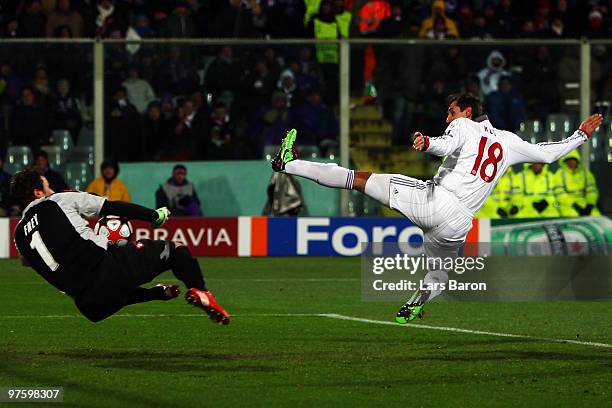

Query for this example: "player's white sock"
[285,160,354,189]
[422,270,449,301]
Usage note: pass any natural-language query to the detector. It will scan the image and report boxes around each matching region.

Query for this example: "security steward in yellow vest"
[477,167,515,218]
[514,163,559,218]
[307,0,351,64]
[553,149,601,217]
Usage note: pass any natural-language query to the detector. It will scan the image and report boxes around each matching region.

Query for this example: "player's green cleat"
[395,289,430,324]
[271,128,299,172]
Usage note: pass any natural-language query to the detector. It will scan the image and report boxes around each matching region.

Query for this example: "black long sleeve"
[100,200,157,222]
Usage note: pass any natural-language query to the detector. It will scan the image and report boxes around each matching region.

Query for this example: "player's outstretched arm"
[412,119,468,156]
[507,114,603,166]
[100,201,170,227]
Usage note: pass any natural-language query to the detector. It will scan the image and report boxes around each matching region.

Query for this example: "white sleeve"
[425,118,469,157]
[51,191,107,218]
[505,130,588,166]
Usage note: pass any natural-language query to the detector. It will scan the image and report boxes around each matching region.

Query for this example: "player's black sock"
[125,286,166,305]
[170,246,207,291]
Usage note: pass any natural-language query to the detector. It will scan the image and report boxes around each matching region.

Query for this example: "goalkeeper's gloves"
[532,200,549,213]
[572,203,583,215]
[152,207,171,228]
[583,204,594,216]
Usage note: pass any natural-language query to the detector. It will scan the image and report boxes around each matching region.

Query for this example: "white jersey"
[425,116,588,215]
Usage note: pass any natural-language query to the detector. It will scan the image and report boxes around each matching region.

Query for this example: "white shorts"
[365,174,473,256]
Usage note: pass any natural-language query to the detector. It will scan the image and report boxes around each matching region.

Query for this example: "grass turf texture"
[1,257,611,407]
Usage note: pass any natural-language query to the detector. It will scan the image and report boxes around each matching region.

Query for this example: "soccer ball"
[94,215,134,246]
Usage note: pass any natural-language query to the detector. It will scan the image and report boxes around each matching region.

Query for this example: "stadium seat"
[51,129,74,159]
[40,145,67,171]
[545,114,574,142]
[77,125,94,148]
[4,145,34,174]
[517,120,543,143]
[71,146,95,166]
[64,161,93,191]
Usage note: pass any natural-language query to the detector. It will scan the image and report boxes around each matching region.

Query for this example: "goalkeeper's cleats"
[186,288,230,325]
[155,283,180,300]
[395,289,430,324]
[152,207,170,228]
[272,128,299,172]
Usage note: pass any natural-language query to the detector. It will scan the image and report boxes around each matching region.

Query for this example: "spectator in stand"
[204,102,235,160]
[496,0,518,38]
[10,86,50,152]
[155,164,202,216]
[297,88,338,148]
[418,0,459,38]
[552,0,575,37]
[253,90,299,151]
[158,1,197,38]
[457,2,475,37]
[242,59,277,112]
[204,45,243,104]
[425,15,457,39]
[21,0,46,38]
[519,18,536,38]
[51,78,82,142]
[135,48,158,84]
[121,66,156,114]
[106,86,141,161]
[156,46,198,97]
[262,47,282,81]
[173,97,204,160]
[32,66,51,107]
[585,10,609,38]
[427,46,467,94]
[470,11,495,39]
[533,0,552,35]
[378,4,412,38]
[34,150,69,193]
[0,62,22,107]
[477,50,510,96]
[264,0,305,38]
[277,69,305,108]
[212,0,266,38]
[86,159,131,202]
[422,78,448,138]
[142,101,173,160]
[95,0,128,38]
[46,0,84,38]
[485,75,525,132]
[3,16,24,38]
[0,156,13,216]
[295,46,323,92]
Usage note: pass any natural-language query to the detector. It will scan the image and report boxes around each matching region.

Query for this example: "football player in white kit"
[271,93,603,324]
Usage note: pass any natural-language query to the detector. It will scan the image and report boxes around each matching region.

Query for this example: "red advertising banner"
[129,218,238,256]
[9,217,238,258]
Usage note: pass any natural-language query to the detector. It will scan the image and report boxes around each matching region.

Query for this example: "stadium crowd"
[0,0,609,216]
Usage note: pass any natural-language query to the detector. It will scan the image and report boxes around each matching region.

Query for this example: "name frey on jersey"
[23,213,39,236]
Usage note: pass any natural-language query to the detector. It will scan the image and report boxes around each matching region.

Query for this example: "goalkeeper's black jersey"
[14,192,108,296]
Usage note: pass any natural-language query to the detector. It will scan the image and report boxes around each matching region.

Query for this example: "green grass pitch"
[1,257,611,407]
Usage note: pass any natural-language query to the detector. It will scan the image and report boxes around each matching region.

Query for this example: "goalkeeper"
[11,169,230,325]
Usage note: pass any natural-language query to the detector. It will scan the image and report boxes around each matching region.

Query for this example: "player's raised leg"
[272,129,392,206]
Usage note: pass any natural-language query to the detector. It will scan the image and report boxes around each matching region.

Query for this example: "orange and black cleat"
[185,288,230,325]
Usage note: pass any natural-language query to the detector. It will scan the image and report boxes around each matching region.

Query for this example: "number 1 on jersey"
[30,231,59,271]
[470,136,503,183]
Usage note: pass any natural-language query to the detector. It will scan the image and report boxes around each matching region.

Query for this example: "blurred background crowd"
[0,0,610,217]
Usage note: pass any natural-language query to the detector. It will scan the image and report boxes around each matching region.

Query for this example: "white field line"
[321,314,612,349]
[8,278,360,285]
[1,312,611,349]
